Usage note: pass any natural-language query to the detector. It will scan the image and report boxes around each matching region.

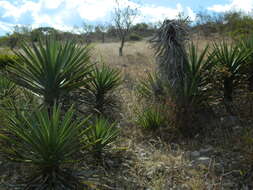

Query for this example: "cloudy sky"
[0,0,252,35]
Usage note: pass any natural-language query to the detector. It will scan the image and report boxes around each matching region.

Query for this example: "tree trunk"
[102,33,105,43]
[119,37,125,56]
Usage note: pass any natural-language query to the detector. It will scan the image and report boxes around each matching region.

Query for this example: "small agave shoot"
[85,64,121,115]
[6,37,93,109]
[136,106,167,130]
[85,117,119,157]
[0,105,91,189]
[137,72,166,103]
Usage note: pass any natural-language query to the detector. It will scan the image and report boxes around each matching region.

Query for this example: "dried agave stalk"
[150,19,189,89]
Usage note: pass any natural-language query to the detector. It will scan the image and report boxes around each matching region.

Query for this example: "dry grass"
[92,41,155,78]
[86,40,230,189]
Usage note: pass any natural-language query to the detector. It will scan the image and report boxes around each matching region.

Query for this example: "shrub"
[129,33,142,41]
[85,117,119,156]
[136,106,167,130]
[0,105,91,189]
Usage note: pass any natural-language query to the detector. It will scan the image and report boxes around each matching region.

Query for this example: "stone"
[220,115,238,127]
[196,157,211,165]
[184,151,191,159]
[199,146,214,156]
[223,182,236,188]
[191,151,200,158]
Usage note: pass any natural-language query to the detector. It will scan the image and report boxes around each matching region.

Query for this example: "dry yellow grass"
[87,40,224,189]
[92,41,156,79]
[91,41,156,122]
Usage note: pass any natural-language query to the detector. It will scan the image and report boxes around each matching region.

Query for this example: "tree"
[95,23,108,43]
[82,22,94,43]
[112,0,138,56]
[195,11,225,36]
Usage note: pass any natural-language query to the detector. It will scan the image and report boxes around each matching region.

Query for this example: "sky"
[0,0,253,35]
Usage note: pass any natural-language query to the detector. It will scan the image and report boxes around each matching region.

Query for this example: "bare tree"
[82,22,94,43]
[96,23,109,43]
[112,0,138,56]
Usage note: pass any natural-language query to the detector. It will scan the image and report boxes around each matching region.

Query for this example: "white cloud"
[187,7,196,21]
[140,3,183,22]
[208,0,253,12]
[0,0,39,20]
[0,20,14,33]
[0,0,197,34]
[40,0,64,9]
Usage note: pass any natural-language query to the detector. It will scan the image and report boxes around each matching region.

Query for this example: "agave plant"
[7,37,93,108]
[0,75,17,100]
[0,53,19,70]
[212,41,251,103]
[240,36,253,91]
[136,106,167,130]
[85,117,119,156]
[180,43,215,107]
[166,44,216,136]
[85,64,121,113]
[0,105,90,189]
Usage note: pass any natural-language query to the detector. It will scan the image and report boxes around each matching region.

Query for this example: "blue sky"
[0,0,252,35]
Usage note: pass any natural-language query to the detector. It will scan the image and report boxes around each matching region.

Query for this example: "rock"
[200,146,214,156]
[233,125,241,130]
[220,115,238,127]
[191,151,200,158]
[214,163,223,173]
[184,151,191,159]
[181,184,190,189]
[223,182,236,188]
[196,157,211,165]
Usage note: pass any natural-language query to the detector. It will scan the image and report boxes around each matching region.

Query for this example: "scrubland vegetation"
[1,10,253,190]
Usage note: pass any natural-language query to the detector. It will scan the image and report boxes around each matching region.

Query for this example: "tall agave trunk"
[95,93,105,113]
[223,77,234,115]
[223,77,233,102]
[248,72,253,92]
